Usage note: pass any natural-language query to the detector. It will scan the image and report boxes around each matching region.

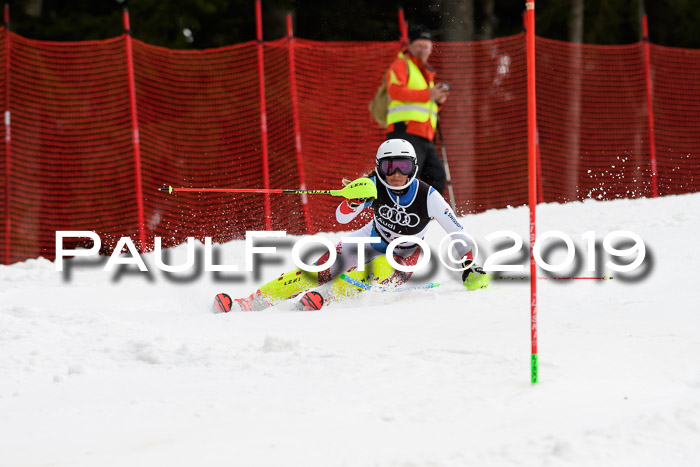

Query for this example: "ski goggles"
[379,158,415,177]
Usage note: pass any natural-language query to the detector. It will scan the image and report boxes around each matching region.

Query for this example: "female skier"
[214,138,489,312]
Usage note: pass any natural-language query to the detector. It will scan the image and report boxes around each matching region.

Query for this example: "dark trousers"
[386,128,446,194]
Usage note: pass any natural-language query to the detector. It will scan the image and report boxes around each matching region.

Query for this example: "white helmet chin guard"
[375,139,418,191]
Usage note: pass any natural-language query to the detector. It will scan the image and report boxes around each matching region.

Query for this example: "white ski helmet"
[375,139,419,190]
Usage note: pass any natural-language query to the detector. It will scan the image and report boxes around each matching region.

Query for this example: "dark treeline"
[6,0,700,49]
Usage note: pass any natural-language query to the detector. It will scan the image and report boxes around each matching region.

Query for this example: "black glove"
[462,259,490,290]
[461,259,486,282]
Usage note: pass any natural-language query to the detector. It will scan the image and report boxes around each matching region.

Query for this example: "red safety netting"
[0,30,6,262]
[535,37,652,202]
[1,27,699,264]
[133,39,269,248]
[2,32,135,263]
[651,43,700,195]
[263,39,308,233]
[292,39,395,233]
[431,35,529,212]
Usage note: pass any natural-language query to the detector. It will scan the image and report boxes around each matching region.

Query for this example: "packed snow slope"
[1,193,699,467]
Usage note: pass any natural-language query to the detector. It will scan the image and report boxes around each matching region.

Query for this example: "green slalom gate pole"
[532,354,538,383]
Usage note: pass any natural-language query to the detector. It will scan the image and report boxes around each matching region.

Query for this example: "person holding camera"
[385,24,449,194]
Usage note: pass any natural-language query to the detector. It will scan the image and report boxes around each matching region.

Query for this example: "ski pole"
[158,177,377,200]
[436,122,458,214]
[340,273,440,292]
[493,275,613,281]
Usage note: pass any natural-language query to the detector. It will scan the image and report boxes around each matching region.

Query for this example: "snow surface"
[2,194,700,467]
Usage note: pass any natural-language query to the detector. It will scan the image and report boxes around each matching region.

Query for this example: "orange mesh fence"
[263,39,307,234]
[651,44,700,195]
[1,27,699,264]
[133,39,268,248]
[292,39,395,233]
[535,38,652,202]
[432,35,528,212]
[3,32,135,263]
[1,30,6,262]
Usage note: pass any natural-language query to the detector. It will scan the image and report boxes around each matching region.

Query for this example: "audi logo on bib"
[378,205,421,227]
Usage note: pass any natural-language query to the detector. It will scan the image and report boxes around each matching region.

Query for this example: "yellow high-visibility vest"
[386,52,438,129]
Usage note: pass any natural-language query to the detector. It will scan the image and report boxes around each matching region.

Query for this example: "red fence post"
[642,15,658,198]
[3,4,10,265]
[522,11,544,205]
[255,0,271,230]
[286,13,312,234]
[525,0,539,384]
[398,8,409,46]
[123,9,147,251]
[536,127,544,203]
